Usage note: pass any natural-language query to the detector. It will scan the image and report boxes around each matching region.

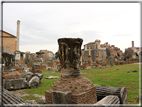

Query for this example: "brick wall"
[19,60,25,65]
[40,65,46,70]
[2,31,16,53]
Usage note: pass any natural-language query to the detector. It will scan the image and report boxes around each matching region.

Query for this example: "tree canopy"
[36,52,45,55]
[55,51,59,58]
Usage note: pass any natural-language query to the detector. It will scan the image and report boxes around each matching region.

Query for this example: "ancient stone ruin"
[2,52,15,72]
[45,38,97,104]
[2,52,43,90]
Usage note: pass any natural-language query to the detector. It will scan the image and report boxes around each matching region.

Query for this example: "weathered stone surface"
[3,71,22,79]
[33,94,42,97]
[52,91,72,104]
[32,64,42,73]
[4,78,27,90]
[33,73,43,80]
[132,70,137,72]
[95,85,127,104]
[2,52,15,72]
[95,95,120,105]
[126,70,130,73]
[46,76,97,104]
[58,38,82,78]
[45,38,97,104]
[45,76,59,79]
[99,66,105,69]
[23,72,33,82]
[28,76,40,88]
[26,100,37,104]
[39,96,46,104]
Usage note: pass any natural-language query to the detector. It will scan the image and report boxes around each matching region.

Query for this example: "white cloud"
[3,3,140,53]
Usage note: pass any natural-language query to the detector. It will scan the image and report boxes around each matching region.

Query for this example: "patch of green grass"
[22,64,140,104]
[81,64,139,104]
[21,94,40,103]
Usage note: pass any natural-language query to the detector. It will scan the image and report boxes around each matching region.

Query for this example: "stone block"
[132,70,137,72]
[4,78,27,90]
[39,96,46,104]
[45,87,97,104]
[126,70,130,73]
[28,76,40,88]
[52,91,72,104]
[3,71,22,79]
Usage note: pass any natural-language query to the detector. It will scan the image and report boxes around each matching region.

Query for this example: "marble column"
[16,20,20,51]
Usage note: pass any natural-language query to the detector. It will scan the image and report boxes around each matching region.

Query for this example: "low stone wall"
[40,65,46,70]
[27,63,32,68]
[15,67,22,72]
[19,60,25,65]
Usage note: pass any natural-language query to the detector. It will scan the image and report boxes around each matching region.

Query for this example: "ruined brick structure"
[1,30,17,53]
[82,39,123,64]
[45,38,97,104]
[25,52,37,60]
[83,40,107,63]
[39,50,55,59]
[125,41,142,59]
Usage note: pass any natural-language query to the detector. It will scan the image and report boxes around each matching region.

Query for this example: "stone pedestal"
[88,56,92,66]
[96,56,99,62]
[45,38,97,104]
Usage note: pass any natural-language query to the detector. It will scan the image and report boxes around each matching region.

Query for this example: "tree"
[20,52,25,60]
[20,52,25,57]
[55,51,59,58]
[135,52,138,56]
[36,52,44,58]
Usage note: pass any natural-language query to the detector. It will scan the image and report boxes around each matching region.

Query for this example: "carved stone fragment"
[58,38,83,78]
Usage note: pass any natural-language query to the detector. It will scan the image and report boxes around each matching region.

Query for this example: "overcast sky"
[3,3,140,54]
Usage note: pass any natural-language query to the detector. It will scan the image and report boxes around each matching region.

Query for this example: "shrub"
[25,59,30,64]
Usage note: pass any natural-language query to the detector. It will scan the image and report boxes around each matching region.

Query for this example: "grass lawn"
[21,63,140,104]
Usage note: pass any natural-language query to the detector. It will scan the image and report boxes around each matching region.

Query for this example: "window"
[6,46,10,52]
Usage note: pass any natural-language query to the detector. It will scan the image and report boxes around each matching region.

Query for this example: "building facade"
[1,30,17,53]
[81,39,123,64]
[39,50,55,59]
[125,41,142,58]
[83,40,107,62]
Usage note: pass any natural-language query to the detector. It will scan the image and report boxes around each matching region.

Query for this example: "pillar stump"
[45,38,97,104]
[96,56,99,62]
